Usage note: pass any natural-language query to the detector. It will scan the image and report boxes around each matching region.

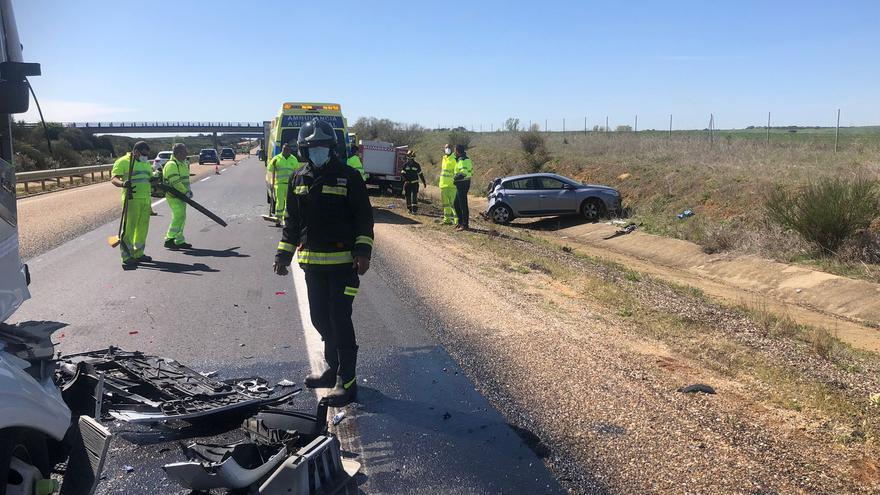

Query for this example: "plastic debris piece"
[332,411,346,425]
[795,288,803,293]
[128,331,139,335]
[618,172,631,180]
[276,379,296,387]
[677,209,695,219]
[124,465,134,473]
[275,291,286,296]
[678,383,716,394]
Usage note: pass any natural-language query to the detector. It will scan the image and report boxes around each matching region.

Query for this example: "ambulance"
[261,102,352,215]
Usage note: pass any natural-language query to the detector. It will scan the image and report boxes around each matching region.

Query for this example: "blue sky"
[16,0,880,130]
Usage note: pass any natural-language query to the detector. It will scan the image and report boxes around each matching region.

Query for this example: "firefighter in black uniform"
[273,119,374,406]
[401,150,426,214]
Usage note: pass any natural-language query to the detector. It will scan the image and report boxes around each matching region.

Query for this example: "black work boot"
[326,346,358,406]
[305,345,339,388]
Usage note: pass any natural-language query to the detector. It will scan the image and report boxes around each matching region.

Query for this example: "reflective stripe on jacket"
[275,157,374,270]
[268,154,301,184]
[439,154,457,187]
[454,157,473,181]
[111,153,153,199]
[162,156,190,195]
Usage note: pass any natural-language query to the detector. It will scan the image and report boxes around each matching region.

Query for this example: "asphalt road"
[11,156,563,494]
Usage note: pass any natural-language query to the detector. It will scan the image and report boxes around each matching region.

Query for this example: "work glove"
[186,191,193,199]
[272,261,289,276]
[122,179,132,190]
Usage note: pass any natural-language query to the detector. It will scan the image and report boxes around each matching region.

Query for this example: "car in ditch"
[485,172,622,225]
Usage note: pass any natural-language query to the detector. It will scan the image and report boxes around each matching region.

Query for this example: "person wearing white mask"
[110,140,154,268]
[273,119,374,406]
[438,143,458,225]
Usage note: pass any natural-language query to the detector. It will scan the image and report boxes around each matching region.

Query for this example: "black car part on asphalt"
[57,347,299,423]
[163,403,360,493]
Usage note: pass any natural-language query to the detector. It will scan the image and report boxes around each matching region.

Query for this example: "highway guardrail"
[15,155,199,194]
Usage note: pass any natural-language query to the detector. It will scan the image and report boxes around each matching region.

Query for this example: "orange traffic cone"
[215,164,220,175]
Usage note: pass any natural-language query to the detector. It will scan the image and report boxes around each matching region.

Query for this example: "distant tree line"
[11,121,233,172]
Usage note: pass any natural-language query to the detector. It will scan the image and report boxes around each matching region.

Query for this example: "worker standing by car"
[110,141,153,267]
[346,143,367,181]
[273,119,374,406]
[267,142,300,226]
[453,144,473,231]
[439,143,457,225]
[163,143,193,249]
[401,150,426,214]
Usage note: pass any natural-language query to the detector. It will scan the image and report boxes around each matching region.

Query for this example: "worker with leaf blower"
[163,143,193,249]
[110,141,153,268]
[267,142,300,226]
[273,119,374,406]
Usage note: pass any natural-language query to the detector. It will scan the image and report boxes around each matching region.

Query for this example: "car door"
[535,177,578,213]
[502,178,542,215]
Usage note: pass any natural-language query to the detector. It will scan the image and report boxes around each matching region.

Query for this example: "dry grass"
[412,130,880,280]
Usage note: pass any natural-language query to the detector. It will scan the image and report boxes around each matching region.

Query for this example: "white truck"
[357,139,408,195]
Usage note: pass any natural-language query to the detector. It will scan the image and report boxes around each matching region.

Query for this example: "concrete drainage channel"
[55,346,359,494]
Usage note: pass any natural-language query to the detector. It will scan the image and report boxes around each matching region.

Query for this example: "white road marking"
[221,168,228,172]
[200,177,211,182]
[290,267,325,376]
[150,198,166,208]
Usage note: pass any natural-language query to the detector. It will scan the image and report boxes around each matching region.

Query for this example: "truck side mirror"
[0,62,41,114]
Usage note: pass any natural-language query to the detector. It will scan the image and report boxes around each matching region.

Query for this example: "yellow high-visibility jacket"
[439,153,457,187]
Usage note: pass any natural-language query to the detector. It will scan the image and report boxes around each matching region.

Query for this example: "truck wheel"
[489,204,513,225]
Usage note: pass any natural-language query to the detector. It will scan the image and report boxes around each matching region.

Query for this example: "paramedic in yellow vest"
[453,144,473,231]
[111,141,153,268]
[347,143,367,181]
[163,143,193,249]
[267,142,300,225]
[439,143,457,225]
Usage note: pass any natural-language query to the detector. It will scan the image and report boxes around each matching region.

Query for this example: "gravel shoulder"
[373,196,880,494]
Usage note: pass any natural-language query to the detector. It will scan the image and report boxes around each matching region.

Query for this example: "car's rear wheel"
[489,204,513,225]
[581,198,605,222]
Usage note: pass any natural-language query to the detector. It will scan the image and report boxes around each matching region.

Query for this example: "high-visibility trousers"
[121,197,151,261]
[164,196,187,245]
[274,182,289,219]
[440,186,457,224]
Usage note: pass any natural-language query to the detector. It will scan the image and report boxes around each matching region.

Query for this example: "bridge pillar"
[212,131,218,150]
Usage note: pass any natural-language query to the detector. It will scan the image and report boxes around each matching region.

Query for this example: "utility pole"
[545,119,548,132]
[668,114,673,141]
[563,118,566,134]
[766,112,771,146]
[634,115,638,132]
[605,116,609,137]
[835,108,841,152]
[709,113,714,145]
[584,116,587,134]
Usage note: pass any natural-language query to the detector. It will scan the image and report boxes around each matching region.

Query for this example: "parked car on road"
[220,147,235,160]
[152,151,172,172]
[485,173,621,225]
[198,148,220,165]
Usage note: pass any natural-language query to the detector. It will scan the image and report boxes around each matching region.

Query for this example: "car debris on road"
[57,347,299,423]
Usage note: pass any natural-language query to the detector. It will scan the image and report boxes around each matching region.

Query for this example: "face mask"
[138,155,149,163]
[308,146,331,167]
[444,147,451,155]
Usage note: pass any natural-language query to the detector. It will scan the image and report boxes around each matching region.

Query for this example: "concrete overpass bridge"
[24,121,268,147]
